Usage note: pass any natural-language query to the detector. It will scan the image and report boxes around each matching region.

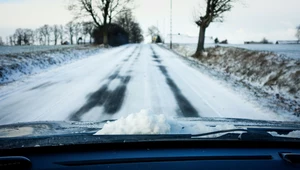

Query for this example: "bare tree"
[9,36,13,46]
[65,21,75,45]
[82,22,94,44]
[261,37,270,44]
[53,25,61,45]
[130,22,144,43]
[68,0,133,46]
[0,36,4,46]
[38,27,46,45]
[23,29,34,45]
[58,25,64,44]
[108,0,132,24]
[12,34,18,46]
[116,10,143,43]
[36,28,45,45]
[194,0,236,56]
[73,22,82,44]
[6,37,9,46]
[44,25,52,45]
[148,26,159,37]
[38,25,52,45]
[14,28,24,45]
[9,34,17,46]
[296,25,300,43]
[148,26,160,43]
[12,28,35,45]
[116,10,132,29]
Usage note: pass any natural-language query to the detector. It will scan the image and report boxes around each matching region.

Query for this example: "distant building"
[220,39,228,44]
[244,41,272,44]
[275,40,299,44]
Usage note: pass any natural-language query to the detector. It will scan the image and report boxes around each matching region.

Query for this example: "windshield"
[0,0,299,143]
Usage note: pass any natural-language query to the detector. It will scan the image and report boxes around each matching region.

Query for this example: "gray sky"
[0,0,299,44]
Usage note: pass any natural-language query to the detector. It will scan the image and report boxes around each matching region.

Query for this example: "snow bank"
[95,110,236,135]
[170,44,300,116]
[0,46,103,84]
[203,47,299,98]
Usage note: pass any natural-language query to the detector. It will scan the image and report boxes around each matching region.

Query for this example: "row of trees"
[5,22,94,46]
[92,9,144,46]
[1,0,144,47]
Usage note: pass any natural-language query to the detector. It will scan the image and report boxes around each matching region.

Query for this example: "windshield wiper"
[191,129,248,138]
[191,128,300,141]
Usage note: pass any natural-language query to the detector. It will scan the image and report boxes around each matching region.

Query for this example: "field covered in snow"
[0,45,103,84]
[0,45,82,55]
[168,43,300,117]
[172,43,300,60]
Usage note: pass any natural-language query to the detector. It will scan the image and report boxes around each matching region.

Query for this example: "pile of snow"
[95,110,236,135]
[95,110,300,138]
[0,46,103,84]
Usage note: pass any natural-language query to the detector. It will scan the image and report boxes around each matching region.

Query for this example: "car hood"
[0,117,299,138]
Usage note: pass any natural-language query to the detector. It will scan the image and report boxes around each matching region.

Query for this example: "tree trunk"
[195,26,206,57]
[103,24,108,46]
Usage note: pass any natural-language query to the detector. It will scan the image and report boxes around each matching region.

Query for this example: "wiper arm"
[191,129,248,138]
[191,128,300,141]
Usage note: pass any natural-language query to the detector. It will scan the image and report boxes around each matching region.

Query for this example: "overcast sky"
[0,0,299,44]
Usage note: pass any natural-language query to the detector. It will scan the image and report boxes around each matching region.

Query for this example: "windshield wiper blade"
[191,129,248,138]
[190,128,300,141]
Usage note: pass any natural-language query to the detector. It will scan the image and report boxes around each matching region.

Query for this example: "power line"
[170,0,172,49]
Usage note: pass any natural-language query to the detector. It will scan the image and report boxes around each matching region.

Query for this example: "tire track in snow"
[69,45,141,121]
[150,46,199,118]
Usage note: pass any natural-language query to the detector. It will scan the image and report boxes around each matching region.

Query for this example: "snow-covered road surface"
[0,44,289,125]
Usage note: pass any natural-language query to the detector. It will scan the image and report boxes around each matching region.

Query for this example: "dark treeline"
[92,10,144,46]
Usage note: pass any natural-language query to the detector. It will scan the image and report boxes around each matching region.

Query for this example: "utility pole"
[170,0,172,49]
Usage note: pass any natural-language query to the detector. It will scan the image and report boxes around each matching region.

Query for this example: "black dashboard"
[1,138,300,170]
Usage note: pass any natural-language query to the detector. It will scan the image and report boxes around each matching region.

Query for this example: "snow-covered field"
[219,44,300,60]
[0,45,103,84]
[169,43,300,117]
[172,43,300,59]
[0,44,294,126]
[0,45,81,55]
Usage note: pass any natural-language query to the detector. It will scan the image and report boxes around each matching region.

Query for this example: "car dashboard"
[1,138,300,170]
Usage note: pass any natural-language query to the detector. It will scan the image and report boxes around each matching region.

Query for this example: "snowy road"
[0,44,287,125]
